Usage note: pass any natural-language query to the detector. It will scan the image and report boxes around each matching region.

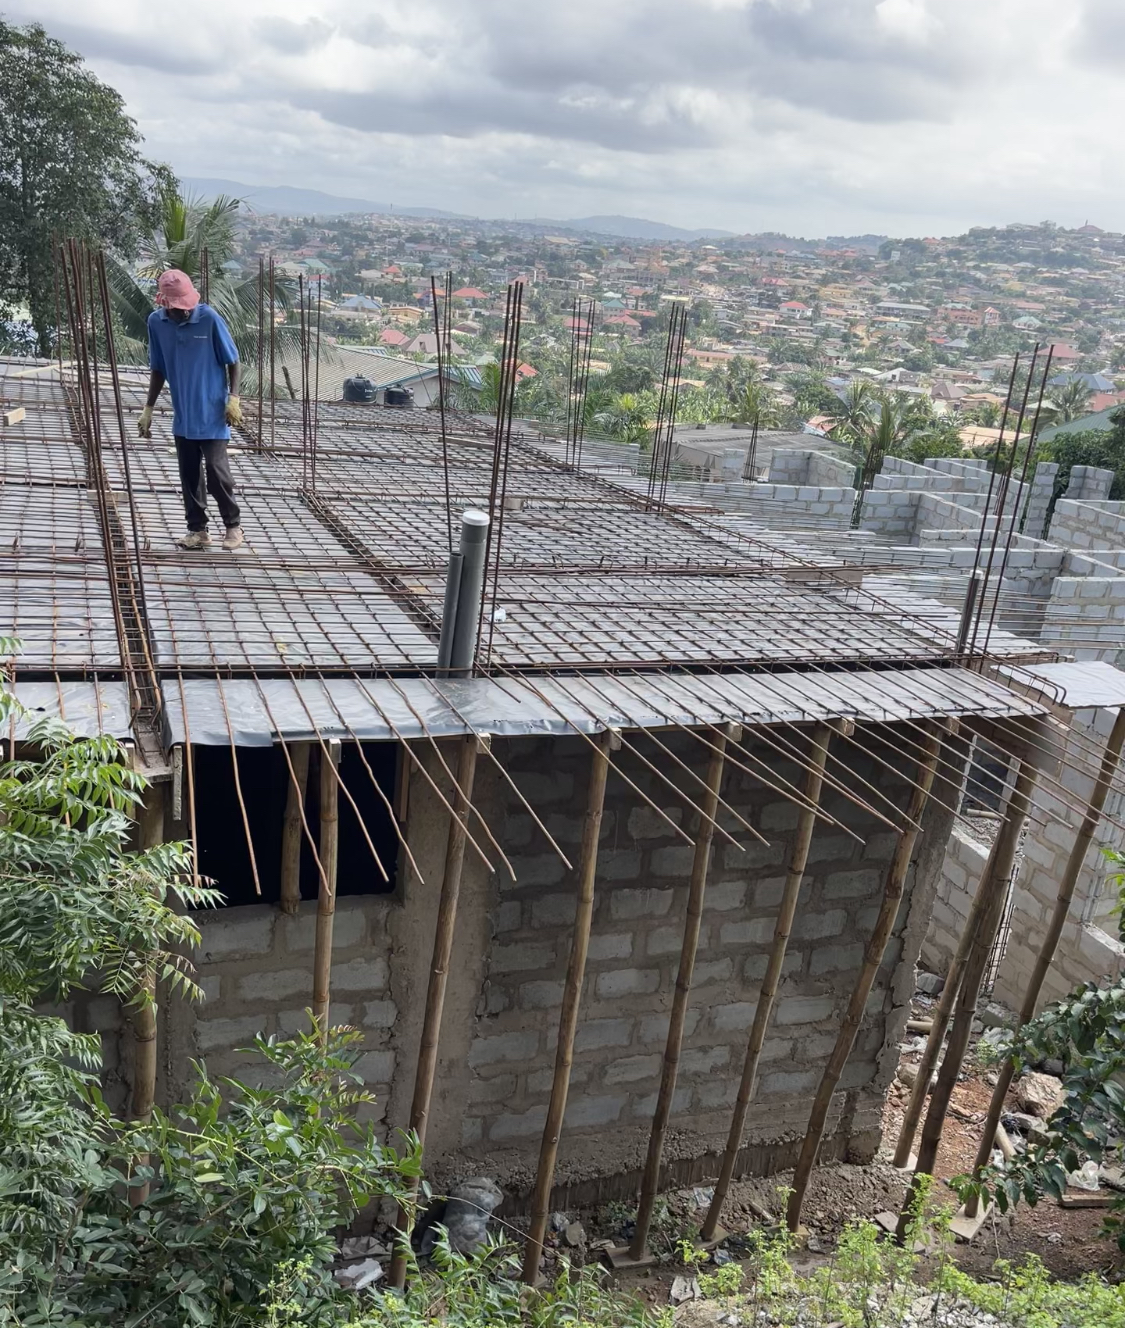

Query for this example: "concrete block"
[596,967,660,998]
[695,1079,739,1109]
[638,1009,702,1043]
[743,951,802,982]
[469,1072,517,1103]
[519,980,565,1009]
[280,900,369,952]
[354,1049,395,1083]
[631,1086,692,1118]
[823,869,881,900]
[507,855,567,888]
[609,887,674,920]
[712,1001,759,1032]
[809,942,865,975]
[361,1000,397,1029]
[199,976,222,1003]
[605,1054,662,1084]
[461,1117,483,1146]
[496,900,522,932]
[807,835,859,865]
[331,956,390,992]
[651,845,697,877]
[587,932,633,961]
[527,1063,590,1093]
[749,876,791,910]
[278,1005,352,1034]
[761,801,800,832]
[574,1018,634,1051]
[196,1014,266,1052]
[599,850,642,881]
[761,1068,821,1097]
[703,880,748,911]
[469,1030,540,1067]
[628,805,683,838]
[531,893,577,927]
[719,917,777,947]
[490,1105,548,1140]
[693,958,734,985]
[647,925,692,956]
[775,995,835,1025]
[236,968,310,1003]
[722,841,785,871]
[680,1044,731,1075]
[511,770,574,804]
[195,908,274,961]
[492,941,556,973]
[793,908,847,940]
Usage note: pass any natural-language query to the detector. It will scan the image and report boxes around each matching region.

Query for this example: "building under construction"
[5,280,1123,1267]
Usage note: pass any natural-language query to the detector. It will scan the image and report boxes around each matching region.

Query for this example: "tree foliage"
[0,21,161,356]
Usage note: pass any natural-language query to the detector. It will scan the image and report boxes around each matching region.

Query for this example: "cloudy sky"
[13,0,1125,237]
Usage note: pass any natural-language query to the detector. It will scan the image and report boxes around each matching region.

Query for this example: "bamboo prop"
[279,742,311,915]
[787,723,945,1232]
[896,760,1037,1241]
[129,781,165,1205]
[701,721,834,1242]
[522,729,615,1284]
[627,724,736,1263]
[312,738,341,1034]
[390,735,480,1291]
[963,706,1125,1218]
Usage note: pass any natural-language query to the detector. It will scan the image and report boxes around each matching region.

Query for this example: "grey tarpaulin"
[9,682,132,739]
[998,660,1125,711]
[159,667,1045,748]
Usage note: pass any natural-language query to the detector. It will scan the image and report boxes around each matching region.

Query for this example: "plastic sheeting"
[10,681,132,739]
[159,666,1044,748]
[1000,660,1125,711]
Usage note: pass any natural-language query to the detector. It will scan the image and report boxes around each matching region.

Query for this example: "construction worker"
[138,269,245,550]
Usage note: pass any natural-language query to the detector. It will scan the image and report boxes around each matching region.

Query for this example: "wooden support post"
[787,724,944,1233]
[964,706,1125,1217]
[130,782,165,1204]
[624,723,735,1264]
[389,734,481,1291]
[897,760,1037,1241]
[521,729,615,1284]
[701,721,833,1243]
[312,739,341,1035]
[279,742,311,916]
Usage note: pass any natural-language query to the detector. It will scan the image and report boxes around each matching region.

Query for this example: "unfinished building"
[6,295,1124,1264]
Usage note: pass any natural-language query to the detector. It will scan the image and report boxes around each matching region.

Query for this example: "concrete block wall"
[1064,465,1115,502]
[993,708,1125,1012]
[767,448,855,489]
[1022,462,1058,541]
[455,726,960,1186]
[1041,575,1125,665]
[1049,499,1125,551]
[921,826,988,975]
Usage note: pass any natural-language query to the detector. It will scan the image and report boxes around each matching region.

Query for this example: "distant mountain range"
[182,178,463,219]
[523,215,735,242]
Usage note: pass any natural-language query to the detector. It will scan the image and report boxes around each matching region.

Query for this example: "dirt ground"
[555,1010,1121,1305]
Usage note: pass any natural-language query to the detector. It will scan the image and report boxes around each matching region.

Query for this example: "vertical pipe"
[897,759,1037,1239]
[279,741,311,915]
[522,729,614,1284]
[389,734,480,1290]
[436,551,465,674]
[701,721,833,1242]
[312,738,341,1034]
[130,780,165,1204]
[787,723,945,1232]
[630,724,733,1261]
[450,510,490,675]
[965,707,1125,1212]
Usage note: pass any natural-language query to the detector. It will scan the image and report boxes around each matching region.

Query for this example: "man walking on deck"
[138,269,245,550]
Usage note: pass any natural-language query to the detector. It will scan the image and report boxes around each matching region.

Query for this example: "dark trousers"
[174,437,241,532]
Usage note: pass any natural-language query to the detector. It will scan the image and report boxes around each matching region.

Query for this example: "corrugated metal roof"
[159,666,1044,747]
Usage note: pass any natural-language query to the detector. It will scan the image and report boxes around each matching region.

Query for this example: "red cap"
[155,269,201,310]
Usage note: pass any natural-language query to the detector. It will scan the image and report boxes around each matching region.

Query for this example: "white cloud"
[8,0,1124,236]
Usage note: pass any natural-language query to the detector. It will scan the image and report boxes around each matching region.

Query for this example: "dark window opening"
[191,741,399,907]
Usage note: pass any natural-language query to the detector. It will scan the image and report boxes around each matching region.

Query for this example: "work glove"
[138,405,153,438]
[225,395,243,427]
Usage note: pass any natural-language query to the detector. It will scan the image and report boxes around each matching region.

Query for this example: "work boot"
[222,525,244,551]
[177,530,211,550]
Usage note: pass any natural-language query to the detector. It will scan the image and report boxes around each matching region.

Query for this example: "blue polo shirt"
[147,303,239,440]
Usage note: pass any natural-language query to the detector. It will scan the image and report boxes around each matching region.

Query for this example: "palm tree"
[728,379,779,428]
[107,186,300,383]
[1050,378,1094,425]
[594,391,653,446]
[826,380,877,443]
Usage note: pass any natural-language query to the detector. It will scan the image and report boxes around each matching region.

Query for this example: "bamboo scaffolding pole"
[897,759,1037,1241]
[390,734,480,1291]
[963,705,1125,1219]
[628,724,735,1262]
[129,780,165,1205]
[279,742,311,915]
[521,729,615,1284]
[701,721,834,1242]
[312,739,341,1034]
[787,723,945,1232]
